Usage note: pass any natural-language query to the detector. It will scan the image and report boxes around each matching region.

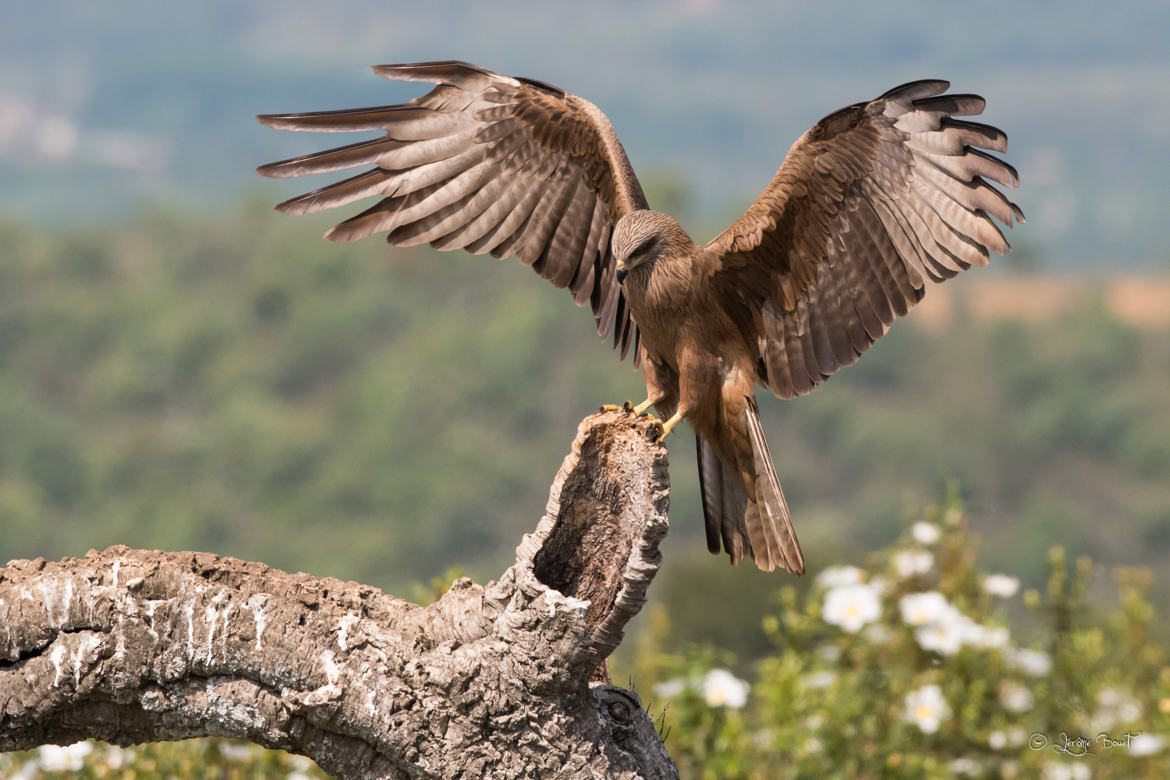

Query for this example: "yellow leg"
[602,397,659,416]
[655,409,685,442]
[632,397,656,416]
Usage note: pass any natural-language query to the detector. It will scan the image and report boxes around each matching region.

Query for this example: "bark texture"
[0,411,678,779]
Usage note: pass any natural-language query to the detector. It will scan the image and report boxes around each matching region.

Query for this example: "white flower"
[912,521,940,544]
[915,620,964,656]
[37,742,93,771]
[816,644,842,662]
[1097,688,1122,707]
[1011,648,1053,676]
[218,742,256,762]
[803,737,824,753]
[104,746,134,770]
[894,550,934,577]
[898,591,952,627]
[1118,699,1143,723]
[1093,691,1145,731]
[9,760,39,780]
[998,681,1035,713]
[988,730,1007,749]
[1042,764,1090,780]
[699,668,749,708]
[950,757,978,775]
[802,671,836,689]
[982,573,1020,598]
[654,669,749,708]
[971,624,1011,649]
[654,677,685,698]
[1007,727,1028,747]
[904,683,951,734]
[822,583,882,633]
[816,565,865,588]
[1129,733,1164,756]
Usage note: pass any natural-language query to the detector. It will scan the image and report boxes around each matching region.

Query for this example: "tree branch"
[0,410,678,779]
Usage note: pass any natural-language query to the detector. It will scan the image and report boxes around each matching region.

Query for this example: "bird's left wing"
[257,61,645,357]
[706,81,1024,398]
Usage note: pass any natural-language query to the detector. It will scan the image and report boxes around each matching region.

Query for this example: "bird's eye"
[630,236,656,259]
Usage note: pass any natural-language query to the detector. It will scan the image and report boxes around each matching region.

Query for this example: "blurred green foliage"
[1,201,1169,774]
[626,500,1170,778]
[2,203,1167,603]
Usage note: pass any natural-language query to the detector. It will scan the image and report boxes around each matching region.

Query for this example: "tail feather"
[743,397,804,574]
[696,435,724,555]
[695,399,805,574]
[697,436,749,564]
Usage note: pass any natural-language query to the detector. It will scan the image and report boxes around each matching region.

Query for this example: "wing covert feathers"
[257,60,646,353]
[708,80,1023,401]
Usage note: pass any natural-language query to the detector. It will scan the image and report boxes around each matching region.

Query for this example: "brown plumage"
[257,61,1023,574]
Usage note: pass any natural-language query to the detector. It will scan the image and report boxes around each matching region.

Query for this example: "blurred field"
[2,203,1168,640]
[914,275,1170,331]
[2,201,1169,775]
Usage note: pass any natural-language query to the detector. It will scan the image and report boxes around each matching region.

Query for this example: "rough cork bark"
[0,410,679,779]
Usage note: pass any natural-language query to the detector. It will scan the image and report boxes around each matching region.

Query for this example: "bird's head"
[612,210,693,284]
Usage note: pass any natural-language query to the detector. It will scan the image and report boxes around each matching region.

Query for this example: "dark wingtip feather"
[881,79,950,101]
[371,61,497,88]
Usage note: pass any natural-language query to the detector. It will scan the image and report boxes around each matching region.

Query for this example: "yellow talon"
[655,410,684,442]
[600,403,624,412]
[632,397,656,416]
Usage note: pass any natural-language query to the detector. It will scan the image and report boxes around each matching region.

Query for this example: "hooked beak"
[616,261,628,284]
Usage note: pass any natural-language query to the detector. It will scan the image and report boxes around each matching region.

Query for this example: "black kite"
[258,61,1023,574]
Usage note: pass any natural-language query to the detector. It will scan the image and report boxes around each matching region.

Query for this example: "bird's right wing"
[257,61,646,357]
[706,81,1024,398]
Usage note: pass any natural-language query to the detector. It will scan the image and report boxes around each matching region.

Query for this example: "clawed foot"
[600,400,655,418]
[650,411,683,443]
[600,400,677,442]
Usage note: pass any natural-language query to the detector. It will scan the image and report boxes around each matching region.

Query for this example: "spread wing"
[707,80,1024,398]
[257,61,646,357]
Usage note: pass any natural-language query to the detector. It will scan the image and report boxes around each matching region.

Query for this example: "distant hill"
[2,0,1169,267]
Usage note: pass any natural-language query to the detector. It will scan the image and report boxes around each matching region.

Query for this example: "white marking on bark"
[144,600,162,641]
[302,650,343,705]
[73,633,101,688]
[322,650,340,686]
[337,613,359,652]
[50,643,67,687]
[38,577,73,628]
[205,605,217,659]
[205,590,227,661]
[115,613,125,660]
[185,602,195,660]
[245,594,269,651]
[219,603,235,656]
[112,560,121,588]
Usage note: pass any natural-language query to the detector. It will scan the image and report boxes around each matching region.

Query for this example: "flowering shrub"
[0,738,324,779]
[642,498,1170,778]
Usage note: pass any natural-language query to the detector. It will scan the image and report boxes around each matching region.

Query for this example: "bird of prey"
[257,61,1023,575]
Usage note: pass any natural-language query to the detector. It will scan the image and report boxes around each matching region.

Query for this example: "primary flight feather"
[258,61,1023,574]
